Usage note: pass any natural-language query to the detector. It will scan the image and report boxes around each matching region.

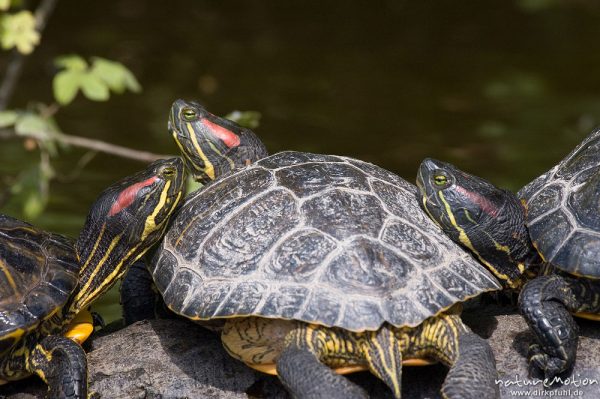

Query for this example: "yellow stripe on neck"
[207,140,235,171]
[186,122,215,180]
[437,191,517,288]
[71,233,122,312]
[141,180,171,241]
[78,224,106,277]
[74,243,141,314]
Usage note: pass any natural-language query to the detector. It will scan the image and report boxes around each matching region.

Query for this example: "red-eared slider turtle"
[416,128,600,379]
[0,158,185,398]
[125,99,502,399]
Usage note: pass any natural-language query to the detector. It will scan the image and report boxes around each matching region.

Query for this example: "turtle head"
[169,99,268,184]
[68,157,186,316]
[416,158,535,289]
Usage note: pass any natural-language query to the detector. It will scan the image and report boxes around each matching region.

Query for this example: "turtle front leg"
[518,275,580,379]
[27,335,87,399]
[403,312,499,399]
[120,260,161,325]
[276,324,368,399]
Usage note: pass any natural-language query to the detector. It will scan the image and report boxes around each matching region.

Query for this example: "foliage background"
[2,0,600,320]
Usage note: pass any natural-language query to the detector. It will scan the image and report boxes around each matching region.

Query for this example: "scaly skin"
[0,158,185,398]
[518,274,600,378]
[416,158,600,379]
[221,312,499,399]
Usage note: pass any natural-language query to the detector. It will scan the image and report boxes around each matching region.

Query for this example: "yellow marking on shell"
[574,312,600,321]
[186,122,215,180]
[245,358,434,376]
[438,190,517,288]
[532,241,547,262]
[246,362,368,376]
[517,263,526,274]
[63,310,94,344]
[1,328,25,344]
[0,258,17,293]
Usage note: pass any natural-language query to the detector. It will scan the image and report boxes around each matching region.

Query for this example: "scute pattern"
[302,190,385,240]
[153,152,501,331]
[519,128,600,277]
[264,230,337,282]
[200,189,299,278]
[0,215,79,353]
[321,238,413,295]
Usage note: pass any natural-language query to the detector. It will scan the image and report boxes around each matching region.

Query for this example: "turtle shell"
[0,215,79,355]
[151,152,500,332]
[519,128,600,278]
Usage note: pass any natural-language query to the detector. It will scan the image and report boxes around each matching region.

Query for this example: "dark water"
[3,0,600,321]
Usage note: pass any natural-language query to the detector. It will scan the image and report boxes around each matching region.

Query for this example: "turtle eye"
[182,107,197,121]
[160,166,176,178]
[433,175,448,186]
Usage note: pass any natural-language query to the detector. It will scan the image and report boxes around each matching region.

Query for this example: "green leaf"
[9,166,48,220]
[54,55,88,72]
[90,57,124,92]
[0,110,18,127]
[122,68,141,93]
[23,190,45,219]
[185,174,203,194]
[225,110,262,129]
[53,70,83,105]
[0,11,40,54]
[80,74,109,101]
[91,57,141,94]
[0,0,10,11]
[15,113,49,140]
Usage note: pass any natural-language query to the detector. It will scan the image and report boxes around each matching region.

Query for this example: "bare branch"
[0,128,172,162]
[56,133,170,162]
[0,0,60,110]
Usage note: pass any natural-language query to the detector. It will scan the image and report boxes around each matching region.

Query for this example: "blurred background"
[2,0,600,321]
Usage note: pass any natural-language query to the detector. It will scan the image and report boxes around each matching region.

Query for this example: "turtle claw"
[527,344,568,381]
[91,311,106,329]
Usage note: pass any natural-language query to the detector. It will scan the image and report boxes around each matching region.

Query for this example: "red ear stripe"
[108,176,159,217]
[454,185,499,218]
[201,118,241,148]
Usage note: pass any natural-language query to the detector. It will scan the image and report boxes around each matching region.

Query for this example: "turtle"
[416,127,600,379]
[123,99,502,399]
[0,157,185,398]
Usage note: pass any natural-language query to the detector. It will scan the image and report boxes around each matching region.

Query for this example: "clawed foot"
[91,311,106,330]
[527,344,569,381]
